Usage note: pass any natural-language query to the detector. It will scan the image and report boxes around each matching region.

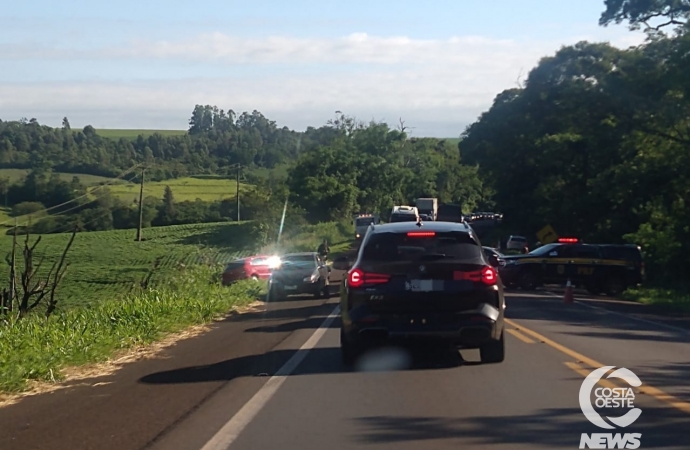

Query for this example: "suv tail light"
[453,266,498,286]
[348,269,391,288]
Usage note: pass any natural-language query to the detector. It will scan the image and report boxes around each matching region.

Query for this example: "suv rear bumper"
[343,303,504,348]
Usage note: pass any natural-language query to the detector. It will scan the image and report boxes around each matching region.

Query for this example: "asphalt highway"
[1,284,689,450]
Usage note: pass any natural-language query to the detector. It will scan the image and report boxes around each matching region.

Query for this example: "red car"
[222,255,278,285]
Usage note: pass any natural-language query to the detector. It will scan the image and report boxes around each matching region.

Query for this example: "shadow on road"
[351,407,690,448]
[139,343,472,386]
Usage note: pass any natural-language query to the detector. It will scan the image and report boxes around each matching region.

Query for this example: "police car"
[500,238,643,296]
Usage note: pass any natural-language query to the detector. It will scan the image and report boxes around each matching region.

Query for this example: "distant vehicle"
[390,205,419,223]
[419,214,432,221]
[333,221,506,366]
[437,203,464,222]
[354,214,380,240]
[501,238,643,295]
[415,198,438,220]
[506,235,528,251]
[268,252,330,300]
[222,255,280,285]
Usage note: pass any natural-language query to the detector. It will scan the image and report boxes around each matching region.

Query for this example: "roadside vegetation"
[0,268,263,393]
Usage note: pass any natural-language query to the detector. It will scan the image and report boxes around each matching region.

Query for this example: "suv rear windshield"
[390,214,418,223]
[362,231,484,263]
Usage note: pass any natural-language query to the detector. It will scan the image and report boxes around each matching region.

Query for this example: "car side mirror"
[332,256,351,271]
[488,255,500,268]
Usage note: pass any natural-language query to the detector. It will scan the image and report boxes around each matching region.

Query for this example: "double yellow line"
[505,318,690,415]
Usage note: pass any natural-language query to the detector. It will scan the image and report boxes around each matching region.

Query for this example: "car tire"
[585,284,602,295]
[250,275,259,281]
[269,285,286,301]
[340,327,360,367]
[480,332,505,364]
[605,277,626,297]
[519,272,538,291]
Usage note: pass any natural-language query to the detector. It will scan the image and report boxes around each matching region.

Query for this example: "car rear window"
[599,246,642,261]
[510,236,527,242]
[281,254,317,268]
[225,260,245,271]
[362,231,484,263]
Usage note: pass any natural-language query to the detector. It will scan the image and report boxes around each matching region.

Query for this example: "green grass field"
[95,129,187,140]
[0,222,257,309]
[0,169,115,186]
[89,176,252,204]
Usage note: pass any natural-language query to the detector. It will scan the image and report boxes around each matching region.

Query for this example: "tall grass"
[0,265,263,393]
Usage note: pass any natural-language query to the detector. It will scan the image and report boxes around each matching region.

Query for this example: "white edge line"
[200,305,341,450]
[541,290,690,335]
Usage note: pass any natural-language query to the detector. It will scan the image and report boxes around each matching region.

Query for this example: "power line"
[0,163,144,227]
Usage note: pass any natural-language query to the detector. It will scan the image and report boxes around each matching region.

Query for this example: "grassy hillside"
[95,129,187,140]
[0,222,256,309]
[96,176,252,204]
[0,169,114,186]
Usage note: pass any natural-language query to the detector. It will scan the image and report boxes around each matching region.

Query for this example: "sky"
[1,0,647,137]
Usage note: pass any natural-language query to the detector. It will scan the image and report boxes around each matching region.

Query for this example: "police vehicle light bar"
[558,237,579,243]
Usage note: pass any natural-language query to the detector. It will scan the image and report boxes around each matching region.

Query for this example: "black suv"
[332,221,506,366]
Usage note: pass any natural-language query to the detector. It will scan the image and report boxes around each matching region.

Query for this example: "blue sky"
[1,0,646,136]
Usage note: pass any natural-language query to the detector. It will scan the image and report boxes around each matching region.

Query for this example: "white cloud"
[0,31,648,136]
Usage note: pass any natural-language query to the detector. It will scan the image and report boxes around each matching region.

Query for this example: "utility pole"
[236,165,241,222]
[136,167,145,241]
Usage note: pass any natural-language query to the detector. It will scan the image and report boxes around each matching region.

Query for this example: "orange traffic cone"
[564,279,574,304]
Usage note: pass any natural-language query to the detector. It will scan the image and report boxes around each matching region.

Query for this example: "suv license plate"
[410,280,443,292]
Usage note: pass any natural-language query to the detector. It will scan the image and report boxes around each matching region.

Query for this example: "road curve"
[1,288,690,450]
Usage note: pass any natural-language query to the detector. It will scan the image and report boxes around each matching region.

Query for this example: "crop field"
[95,129,187,140]
[0,222,256,309]
[0,169,115,186]
[93,176,252,204]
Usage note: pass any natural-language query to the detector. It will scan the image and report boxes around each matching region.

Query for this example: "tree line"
[460,0,689,282]
[0,106,340,181]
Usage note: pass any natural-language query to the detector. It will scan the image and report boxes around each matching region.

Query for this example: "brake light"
[558,237,579,243]
[407,231,436,237]
[348,269,391,288]
[453,266,497,285]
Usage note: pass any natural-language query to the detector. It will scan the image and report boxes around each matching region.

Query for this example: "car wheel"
[605,277,626,297]
[585,284,602,295]
[519,272,538,291]
[480,332,505,364]
[250,275,259,281]
[340,327,360,367]
[269,285,286,301]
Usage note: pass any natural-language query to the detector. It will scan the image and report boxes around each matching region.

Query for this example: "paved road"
[1,287,690,450]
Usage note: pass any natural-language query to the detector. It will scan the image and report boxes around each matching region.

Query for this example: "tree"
[62,117,71,130]
[154,186,177,225]
[600,0,690,33]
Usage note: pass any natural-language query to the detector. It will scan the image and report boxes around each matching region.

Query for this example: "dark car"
[268,252,331,300]
[501,238,643,295]
[333,221,506,366]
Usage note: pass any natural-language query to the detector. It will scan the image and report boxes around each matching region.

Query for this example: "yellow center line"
[564,362,620,390]
[506,328,536,344]
[505,317,690,415]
